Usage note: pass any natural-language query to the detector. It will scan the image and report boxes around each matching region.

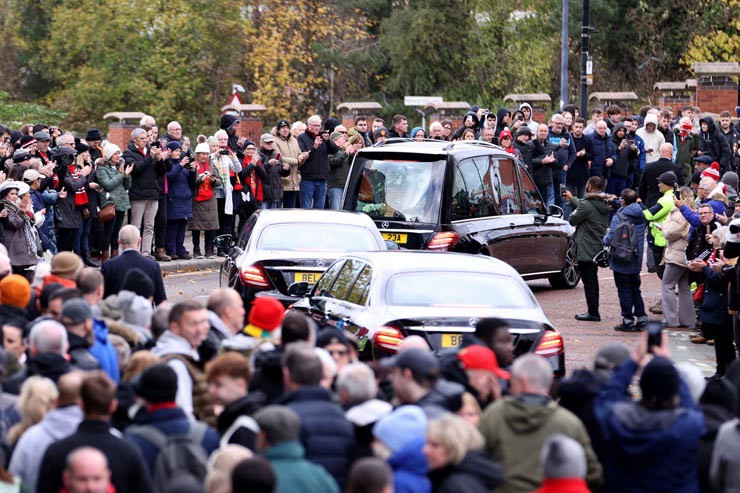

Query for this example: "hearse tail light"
[239,264,270,288]
[373,326,405,352]
[426,232,460,251]
[535,330,564,357]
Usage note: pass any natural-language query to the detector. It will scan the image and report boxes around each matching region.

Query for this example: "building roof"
[503,93,552,104]
[103,112,146,123]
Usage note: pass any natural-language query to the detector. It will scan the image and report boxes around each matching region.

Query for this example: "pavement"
[529,267,717,377]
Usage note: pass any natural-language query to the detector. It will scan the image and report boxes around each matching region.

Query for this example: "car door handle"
[509,223,516,229]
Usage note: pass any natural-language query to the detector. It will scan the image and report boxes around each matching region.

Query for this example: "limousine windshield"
[352,157,445,224]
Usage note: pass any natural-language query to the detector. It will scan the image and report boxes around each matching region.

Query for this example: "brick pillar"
[238,117,263,143]
[107,123,137,151]
[532,108,547,125]
[692,62,740,114]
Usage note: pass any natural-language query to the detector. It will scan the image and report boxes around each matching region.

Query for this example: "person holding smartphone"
[211,129,242,251]
[256,133,289,209]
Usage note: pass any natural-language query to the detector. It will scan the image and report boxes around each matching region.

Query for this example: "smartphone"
[275,153,281,160]
[559,184,567,197]
[219,149,229,155]
[646,321,662,353]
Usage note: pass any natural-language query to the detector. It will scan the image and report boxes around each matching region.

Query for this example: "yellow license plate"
[294,272,321,284]
[382,232,408,244]
[441,334,464,347]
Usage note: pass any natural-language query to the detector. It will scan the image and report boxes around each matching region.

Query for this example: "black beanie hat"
[133,364,178,404]
[121,268,155,299]
[640,357,679,403]
[658,171,677,187]
[220,114,239,131]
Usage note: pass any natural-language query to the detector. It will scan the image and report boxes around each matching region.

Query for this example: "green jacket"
[479,395,602,493]
[568,193,611,262]
[643,189,674,247]
[96,161,132,211]
[263,441,339,493]
[673,128,699,185]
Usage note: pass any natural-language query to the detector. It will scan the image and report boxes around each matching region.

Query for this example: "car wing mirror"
[213,234,232,250]
[548,204,563,218]
[288,281,310,297]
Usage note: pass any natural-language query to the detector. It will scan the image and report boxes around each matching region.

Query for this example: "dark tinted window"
[518,165,546,215]
[451,157,497,220]
[347,265,372,305]
[257,224,380,251]
[328,259,365,300]
[238,215,258,249]
[314,260,345,296]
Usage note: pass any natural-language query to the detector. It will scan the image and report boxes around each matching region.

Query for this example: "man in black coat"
[36,371,152,493]
[278,344,354,489]
[100,225,166,305]
[639,143,684,207]
[699,116,732,174]
[297,115,339,209]
[122,128,167,258]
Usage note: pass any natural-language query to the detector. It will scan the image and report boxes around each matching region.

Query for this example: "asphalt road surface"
[167,263,716,377]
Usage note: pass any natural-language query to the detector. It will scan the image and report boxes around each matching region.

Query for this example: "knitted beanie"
[50,252,83,279]
[0,274,31,308]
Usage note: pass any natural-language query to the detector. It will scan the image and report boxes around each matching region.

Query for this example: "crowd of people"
[0,236,731,493]
[0,103,739,492]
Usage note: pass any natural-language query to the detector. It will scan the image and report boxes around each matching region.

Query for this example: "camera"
[219,149,229,155]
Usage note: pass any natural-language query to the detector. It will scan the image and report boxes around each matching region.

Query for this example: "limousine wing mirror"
[213,234,232,250]
[288,281,310,297]
[548,204,564,218]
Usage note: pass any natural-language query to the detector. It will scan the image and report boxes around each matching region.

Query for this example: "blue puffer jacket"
[604,202,647,274]
[588,131,617,178]
[166,161,195,220]
[388,436,431,493]
[595,359,705,493]
[280,386,355,489]
[89,319,120,383]
[124,406,220,477]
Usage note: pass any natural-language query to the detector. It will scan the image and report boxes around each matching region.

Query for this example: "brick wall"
[237,117,263,143]
[107,123,138,151]
[696,75,738,114]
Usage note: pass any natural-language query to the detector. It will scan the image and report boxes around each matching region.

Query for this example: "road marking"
[165,269,218,279]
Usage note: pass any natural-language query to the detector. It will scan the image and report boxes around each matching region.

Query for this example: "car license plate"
[382,232,408,244]
[294,272,321,284]
[441,334,463,347]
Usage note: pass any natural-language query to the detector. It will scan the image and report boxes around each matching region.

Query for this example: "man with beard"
[719,110,740,172]
[698,116,732,174]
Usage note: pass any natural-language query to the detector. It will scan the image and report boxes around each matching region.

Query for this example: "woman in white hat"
[0,180,40,280]
[190,142,222,258]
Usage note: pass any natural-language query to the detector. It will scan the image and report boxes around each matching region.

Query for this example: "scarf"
[195,161,214,202]
[68,164,89,207]
[247,162,264,202]
[1,199,39,260]
[211,151,234,214]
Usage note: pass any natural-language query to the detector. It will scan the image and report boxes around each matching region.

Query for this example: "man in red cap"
[456,345,509,407]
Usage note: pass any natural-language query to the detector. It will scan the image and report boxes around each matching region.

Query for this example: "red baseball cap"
[457,345,510,380]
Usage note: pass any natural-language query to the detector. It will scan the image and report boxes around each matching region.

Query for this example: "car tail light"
[535,330,564,357]
[239,264,270,288]
[373,326,405,352]
[426,231,460,251]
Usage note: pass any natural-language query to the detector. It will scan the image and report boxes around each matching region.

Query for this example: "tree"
[242,0,370,123]
[37,0,245,134]
[682,0,740,68]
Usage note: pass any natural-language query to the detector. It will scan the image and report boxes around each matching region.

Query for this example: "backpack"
[127,422,209,493]
[609,212,638,263]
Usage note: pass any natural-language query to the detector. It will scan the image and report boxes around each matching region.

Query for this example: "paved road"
[167,263,717,377]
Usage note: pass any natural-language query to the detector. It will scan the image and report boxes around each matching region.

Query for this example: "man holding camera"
[297,115,340,209]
